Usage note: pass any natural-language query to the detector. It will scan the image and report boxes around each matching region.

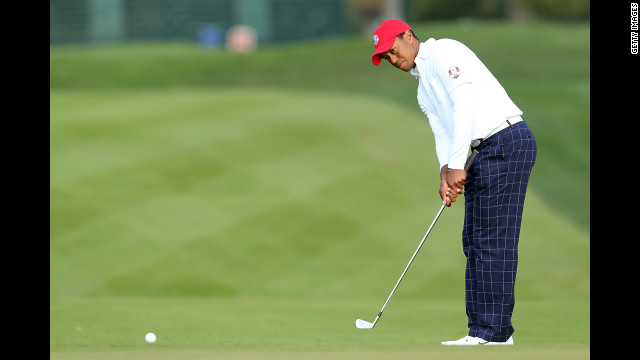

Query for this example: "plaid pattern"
[462,121,536,342]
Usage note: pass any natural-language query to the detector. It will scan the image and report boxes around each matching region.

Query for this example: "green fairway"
[50,21,590,229]
[50,297,588,359]
[50,88,588,358]
[51,21,589,359]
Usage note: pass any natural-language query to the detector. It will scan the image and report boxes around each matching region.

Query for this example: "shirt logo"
[448,66,461,79]
[373,34,379,46]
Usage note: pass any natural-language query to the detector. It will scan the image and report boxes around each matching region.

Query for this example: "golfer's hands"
[447,169,467,196]
[439,166,466,207]
[439,179,455,207]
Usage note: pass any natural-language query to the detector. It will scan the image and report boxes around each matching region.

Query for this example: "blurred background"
[50,0,589,355]
[50,0,590,46]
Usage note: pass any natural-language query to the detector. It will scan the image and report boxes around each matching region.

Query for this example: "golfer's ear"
[403,30,413,41]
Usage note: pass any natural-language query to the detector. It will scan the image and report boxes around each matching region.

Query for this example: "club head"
[355,319,374,329]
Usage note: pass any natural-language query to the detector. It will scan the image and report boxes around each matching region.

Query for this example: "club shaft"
[371,150,478,326]
[372,203,446,325]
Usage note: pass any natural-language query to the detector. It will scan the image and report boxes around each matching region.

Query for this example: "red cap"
[371,19,411,65]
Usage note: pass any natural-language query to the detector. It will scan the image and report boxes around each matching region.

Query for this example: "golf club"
[355,149,479,330]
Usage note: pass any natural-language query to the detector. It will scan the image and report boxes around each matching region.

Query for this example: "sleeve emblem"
[448,66,461,79]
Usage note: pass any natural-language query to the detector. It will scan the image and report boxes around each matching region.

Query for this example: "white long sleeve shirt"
[409,38,522,170]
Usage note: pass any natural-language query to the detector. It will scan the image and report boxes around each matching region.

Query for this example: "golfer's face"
[380,34,415,72]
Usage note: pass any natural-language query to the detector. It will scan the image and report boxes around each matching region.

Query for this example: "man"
[370,19,537,345]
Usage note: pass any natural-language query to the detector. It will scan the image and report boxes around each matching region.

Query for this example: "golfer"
[370,19,536,345]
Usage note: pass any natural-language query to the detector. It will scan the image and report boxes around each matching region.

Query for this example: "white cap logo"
[373,35,379,46]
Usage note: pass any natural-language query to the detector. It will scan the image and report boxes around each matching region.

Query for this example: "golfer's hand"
[439,179,457,207]
[440,164,457,207]
[447,169,467,197]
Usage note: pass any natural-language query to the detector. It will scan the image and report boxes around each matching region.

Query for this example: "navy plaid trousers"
[462,120,536,342]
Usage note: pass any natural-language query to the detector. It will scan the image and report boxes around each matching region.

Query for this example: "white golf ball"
[145,332,156,343]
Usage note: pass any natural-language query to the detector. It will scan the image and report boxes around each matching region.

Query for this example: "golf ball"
[145,332,156,343]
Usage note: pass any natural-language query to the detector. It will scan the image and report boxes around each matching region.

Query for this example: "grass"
[50,21,589,359]
[50,21,590,229]
[51,296,588,359]
[50,88,588,358]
